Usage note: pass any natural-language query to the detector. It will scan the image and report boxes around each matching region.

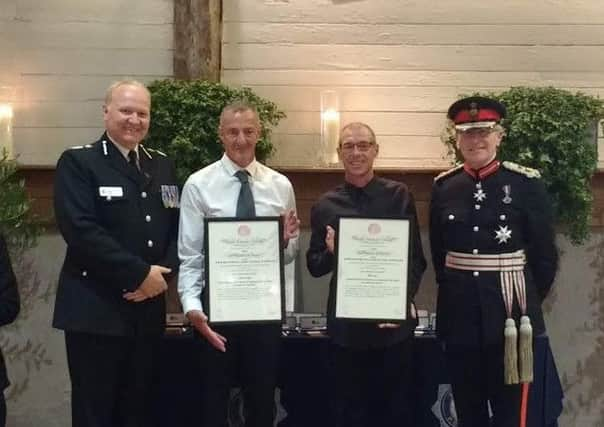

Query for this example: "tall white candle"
[0,104,14,159]
[320,90,340,166]
[321,109,340,165]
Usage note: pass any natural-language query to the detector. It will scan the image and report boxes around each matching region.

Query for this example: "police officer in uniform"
[53,80,179,427]
[429,97,559,427]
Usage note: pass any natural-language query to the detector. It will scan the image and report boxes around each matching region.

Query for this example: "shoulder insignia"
[69,144,92,150]
[502,161,541,178]
[144,146,167,157]
[434,164,463,182]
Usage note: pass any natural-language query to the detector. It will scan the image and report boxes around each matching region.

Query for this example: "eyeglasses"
[340,142,375,153]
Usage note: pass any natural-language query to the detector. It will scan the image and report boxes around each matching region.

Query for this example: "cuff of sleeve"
[127,262,151,292]
[181,298,204,316]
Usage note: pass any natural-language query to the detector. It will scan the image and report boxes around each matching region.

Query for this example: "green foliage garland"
[441,87,604,245]
[144,79,286,184]
[0,151,42,254]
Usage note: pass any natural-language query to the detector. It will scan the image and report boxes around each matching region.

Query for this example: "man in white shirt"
[178,101,299,427]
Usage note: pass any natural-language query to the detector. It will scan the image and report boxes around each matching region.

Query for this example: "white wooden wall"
[0,0,173,166]
[222,0,604,170]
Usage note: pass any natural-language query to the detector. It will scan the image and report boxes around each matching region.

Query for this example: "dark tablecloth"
[154,332,563,427]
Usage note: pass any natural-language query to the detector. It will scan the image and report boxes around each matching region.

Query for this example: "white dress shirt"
[178,154,299,315]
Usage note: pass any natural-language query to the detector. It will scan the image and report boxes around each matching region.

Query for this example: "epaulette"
[502,161,541,178]
[68,144,92,150]
[143,146,167,157]
[434,164,463,182]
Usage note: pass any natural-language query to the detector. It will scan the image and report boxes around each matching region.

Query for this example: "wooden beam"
[173,0,222,81]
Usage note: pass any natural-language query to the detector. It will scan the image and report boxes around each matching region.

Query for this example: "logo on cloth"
[431,384,458,427]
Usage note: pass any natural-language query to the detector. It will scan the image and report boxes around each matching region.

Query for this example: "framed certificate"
[335,217,411,322]
[204,217,285,324]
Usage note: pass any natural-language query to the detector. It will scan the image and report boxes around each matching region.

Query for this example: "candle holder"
[0,103,13,159]
[320,90,340,166]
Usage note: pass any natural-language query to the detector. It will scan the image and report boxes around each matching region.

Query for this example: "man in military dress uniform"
[53,80,180,427]
[429,97,558,427]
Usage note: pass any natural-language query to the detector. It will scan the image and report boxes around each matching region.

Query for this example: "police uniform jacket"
[429,161,558,347]
[0,234,20,390]
[53,134,179,337]
[307,177,426,349]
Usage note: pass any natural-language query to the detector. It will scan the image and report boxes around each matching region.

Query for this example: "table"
[153,332,563,427]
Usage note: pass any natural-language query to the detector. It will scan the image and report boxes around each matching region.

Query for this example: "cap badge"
[469,102,479,120]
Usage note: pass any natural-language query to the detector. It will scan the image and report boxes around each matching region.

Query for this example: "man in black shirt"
[307,122,426,427]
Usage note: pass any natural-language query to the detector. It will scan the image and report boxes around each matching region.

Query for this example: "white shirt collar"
[106,133,139,161]
[220,153,258,178]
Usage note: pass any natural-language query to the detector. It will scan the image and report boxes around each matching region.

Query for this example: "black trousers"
[330,338,415,427]
[0,391,5,427]
[445,342,521,427]
[198,323,281,427]
[65,331,160,427]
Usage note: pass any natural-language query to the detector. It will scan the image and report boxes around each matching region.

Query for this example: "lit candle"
[0,104,14,159]
[321,109,340,164]
[320,90,340,165]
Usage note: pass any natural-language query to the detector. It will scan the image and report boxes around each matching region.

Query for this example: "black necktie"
[128,150,140,174]
[235,170,256,218]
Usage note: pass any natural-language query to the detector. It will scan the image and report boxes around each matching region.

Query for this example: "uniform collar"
[104,132,139,162]
[463,159,500,180]
[220,153,258,179]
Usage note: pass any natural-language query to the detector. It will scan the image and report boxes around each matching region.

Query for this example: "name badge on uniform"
[99,186,124,198]
[161,185,180,208]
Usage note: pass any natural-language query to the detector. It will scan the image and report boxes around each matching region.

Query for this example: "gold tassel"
[504,318,519,385]
[519,315,534,383]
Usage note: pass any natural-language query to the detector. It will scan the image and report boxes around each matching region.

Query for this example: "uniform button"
[82,270,88,277]
[475,205,481,210]
[145,215,151,222]
[473,271,480,277]
[500,214,506,221]
[448,214,455,220]
[147,240,154,248]
[141,191,147,198]
[472,249,479,254]
[473,226,479,232]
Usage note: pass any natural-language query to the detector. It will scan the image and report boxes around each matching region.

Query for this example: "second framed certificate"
[204,217,285,324]
[335,217,410,322]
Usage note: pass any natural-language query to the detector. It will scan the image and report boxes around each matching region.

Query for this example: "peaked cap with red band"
[447,96,507,131]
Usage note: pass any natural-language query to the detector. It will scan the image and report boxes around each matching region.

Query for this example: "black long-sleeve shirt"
[307,176,426,349]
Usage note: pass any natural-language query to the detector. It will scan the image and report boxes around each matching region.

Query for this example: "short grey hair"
[219,101,260,128]
[104,80,150,105]
[339,122,377,146]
